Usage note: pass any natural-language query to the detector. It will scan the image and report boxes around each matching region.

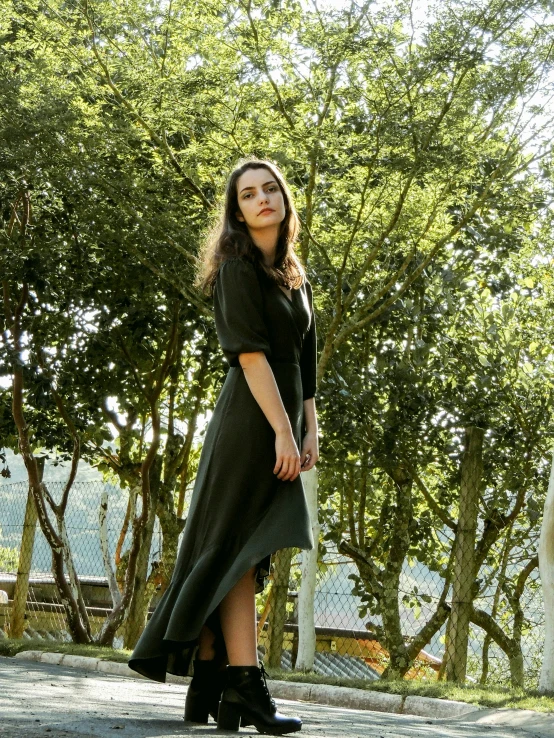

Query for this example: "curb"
[13,649,478,720]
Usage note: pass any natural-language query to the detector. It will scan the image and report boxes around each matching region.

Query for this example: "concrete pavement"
[1,657,554,738]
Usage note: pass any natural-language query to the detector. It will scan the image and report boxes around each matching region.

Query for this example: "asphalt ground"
[0,657,552,738]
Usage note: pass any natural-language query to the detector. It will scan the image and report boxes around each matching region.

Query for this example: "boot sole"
[218,701,301,734]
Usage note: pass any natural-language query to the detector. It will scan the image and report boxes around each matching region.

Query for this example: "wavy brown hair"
[194,156,305,297]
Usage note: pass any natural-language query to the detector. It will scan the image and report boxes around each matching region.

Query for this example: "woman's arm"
[239,351,302,483]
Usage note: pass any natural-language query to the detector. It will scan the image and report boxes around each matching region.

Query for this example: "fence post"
[445,426,484,682]
[9,458,45,638]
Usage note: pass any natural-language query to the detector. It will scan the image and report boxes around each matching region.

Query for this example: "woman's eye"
[243,187,277,199]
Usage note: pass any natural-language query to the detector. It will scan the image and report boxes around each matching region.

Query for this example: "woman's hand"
[274,429,301,481]
[300,431,319,472]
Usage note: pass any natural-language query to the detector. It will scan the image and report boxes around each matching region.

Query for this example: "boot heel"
[184,697,209,723]
[217,701,242,731]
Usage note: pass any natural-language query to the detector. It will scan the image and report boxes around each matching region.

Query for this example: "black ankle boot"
[217,661,302,735]
[184,658,226,723]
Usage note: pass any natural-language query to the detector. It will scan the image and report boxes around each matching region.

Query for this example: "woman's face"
[235,167,286,232]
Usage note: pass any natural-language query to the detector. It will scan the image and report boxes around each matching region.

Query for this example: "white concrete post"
[296,467,320,670]
[539,451,554,692]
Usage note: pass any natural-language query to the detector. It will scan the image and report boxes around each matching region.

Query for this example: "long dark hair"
[194,156,305,296]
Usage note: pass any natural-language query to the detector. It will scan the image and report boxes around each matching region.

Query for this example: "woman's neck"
[249,228,279,267]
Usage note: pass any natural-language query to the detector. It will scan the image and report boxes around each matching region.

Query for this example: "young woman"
[128,157,319,735]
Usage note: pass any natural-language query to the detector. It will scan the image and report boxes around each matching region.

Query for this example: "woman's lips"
[259,209,275,215]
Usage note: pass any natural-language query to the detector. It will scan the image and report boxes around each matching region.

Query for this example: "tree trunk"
[445,426,484,682]
[339,540,451,681]
[99,492,122,608]
[480,528,512,684]
[157,510,184,595]
[266,547,293,669]
[156,474,186,594]
[296,468,319,670]
[470,606,523,688]
[4,280,91,643]
[506,555,538,689]
[379,468,413,680]
[509,652,524,688]
[539,452,554,692]
[123,457,161,649]
[9,457,44,638]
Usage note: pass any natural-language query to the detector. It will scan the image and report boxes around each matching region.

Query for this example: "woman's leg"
[198,623,216,660]
[219,565,258,666]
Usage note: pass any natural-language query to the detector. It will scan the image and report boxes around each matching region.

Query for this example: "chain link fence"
[0,479,545,687]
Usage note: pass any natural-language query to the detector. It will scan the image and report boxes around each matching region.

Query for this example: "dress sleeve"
[299,279,317,401]
[213,258,272,367]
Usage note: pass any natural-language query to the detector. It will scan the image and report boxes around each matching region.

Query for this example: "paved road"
[0,657,550,738]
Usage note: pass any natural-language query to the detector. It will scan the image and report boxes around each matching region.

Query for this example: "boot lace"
[259,661,276,711]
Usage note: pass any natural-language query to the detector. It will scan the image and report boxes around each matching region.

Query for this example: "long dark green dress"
[128,256,317,683]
